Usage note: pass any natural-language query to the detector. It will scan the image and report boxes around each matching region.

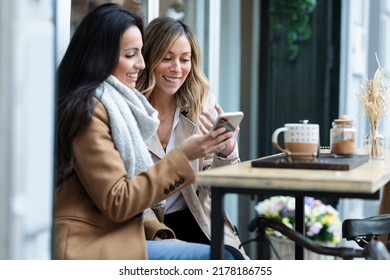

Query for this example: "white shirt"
[164,107,188,214]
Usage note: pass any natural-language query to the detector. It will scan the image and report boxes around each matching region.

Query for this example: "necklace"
[151,95,176,151]
[158,111,174,151]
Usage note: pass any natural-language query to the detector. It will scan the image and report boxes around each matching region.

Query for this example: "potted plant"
[254,196,342,259]
[269,0,317,61]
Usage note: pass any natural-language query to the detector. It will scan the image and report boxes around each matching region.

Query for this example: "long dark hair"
[56,3,144,185]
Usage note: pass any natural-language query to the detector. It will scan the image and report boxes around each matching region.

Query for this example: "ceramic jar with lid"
[330,115,357,156]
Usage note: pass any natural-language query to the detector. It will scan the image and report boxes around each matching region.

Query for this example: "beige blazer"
[147,105,249,259]
[379,182,390,215]
[54,101,195,259]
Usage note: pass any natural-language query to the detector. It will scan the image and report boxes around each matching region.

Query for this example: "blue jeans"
[146,240,234,260]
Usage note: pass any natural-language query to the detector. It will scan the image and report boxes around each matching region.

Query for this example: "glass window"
[70,0,148,35]
[70,0,210,74]
[157,0,209,75]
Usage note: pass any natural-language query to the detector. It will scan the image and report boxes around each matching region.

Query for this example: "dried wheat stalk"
[357,53,390,158]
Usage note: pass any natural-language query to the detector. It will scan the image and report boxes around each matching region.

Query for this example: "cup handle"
[272,127,288,153]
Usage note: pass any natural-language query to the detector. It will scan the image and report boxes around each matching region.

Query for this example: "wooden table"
[195,152,390,259]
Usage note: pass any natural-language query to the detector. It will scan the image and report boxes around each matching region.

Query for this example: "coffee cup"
[272,122,319,160]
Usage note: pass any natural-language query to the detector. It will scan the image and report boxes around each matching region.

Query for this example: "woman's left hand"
[199,104,239,157]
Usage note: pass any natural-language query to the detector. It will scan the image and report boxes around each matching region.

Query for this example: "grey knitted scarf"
[94,75,159,178]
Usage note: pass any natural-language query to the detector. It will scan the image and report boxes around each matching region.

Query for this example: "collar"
[148,109,197,159]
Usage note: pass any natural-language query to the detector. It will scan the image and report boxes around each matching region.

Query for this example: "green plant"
[269,0,317,61]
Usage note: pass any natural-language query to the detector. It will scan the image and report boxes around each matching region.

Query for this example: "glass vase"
[364,126,385,160]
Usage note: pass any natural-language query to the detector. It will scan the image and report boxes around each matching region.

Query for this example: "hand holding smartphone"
[211,111,244,132]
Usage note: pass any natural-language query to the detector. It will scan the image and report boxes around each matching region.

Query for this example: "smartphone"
[212,111,244,132]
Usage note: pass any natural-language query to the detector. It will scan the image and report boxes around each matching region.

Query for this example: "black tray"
[251,153,370,170]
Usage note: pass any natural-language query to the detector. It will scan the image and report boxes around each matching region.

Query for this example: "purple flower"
[304,196,314,207]
[307,222,323,236]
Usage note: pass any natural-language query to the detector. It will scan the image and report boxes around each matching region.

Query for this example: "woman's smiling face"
[153,35,192,96]
[112,25,145,88]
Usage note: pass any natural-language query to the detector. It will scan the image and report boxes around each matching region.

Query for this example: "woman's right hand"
[178,127,233,160]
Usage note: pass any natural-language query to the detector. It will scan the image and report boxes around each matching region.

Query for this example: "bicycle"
[244,214,390,260]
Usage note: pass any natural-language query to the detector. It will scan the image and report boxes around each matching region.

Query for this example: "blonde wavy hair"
[137,16,210,123]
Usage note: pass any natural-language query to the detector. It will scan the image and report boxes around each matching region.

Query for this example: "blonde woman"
[137,16,249,259]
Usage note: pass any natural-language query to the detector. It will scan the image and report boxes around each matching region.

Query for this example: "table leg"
[210,187,225,259]
[295,196,305,260]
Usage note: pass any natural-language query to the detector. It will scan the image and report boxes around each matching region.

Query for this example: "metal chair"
[245,214,390,260]
[342,214,390,249]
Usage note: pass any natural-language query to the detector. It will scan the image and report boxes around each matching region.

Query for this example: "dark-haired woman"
[55,3,234,260]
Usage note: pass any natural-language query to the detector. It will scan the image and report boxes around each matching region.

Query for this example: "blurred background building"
[1,0,389,259]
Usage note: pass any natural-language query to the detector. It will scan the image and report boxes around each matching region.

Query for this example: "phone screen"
[212,112,244,132]
[214,117,235,131]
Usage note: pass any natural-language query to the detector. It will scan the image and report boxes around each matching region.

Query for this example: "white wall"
[339,0,390,224]
[0,0,56,259]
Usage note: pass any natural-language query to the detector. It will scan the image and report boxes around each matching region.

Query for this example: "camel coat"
[147,109,249,259]
[54,101,195,259]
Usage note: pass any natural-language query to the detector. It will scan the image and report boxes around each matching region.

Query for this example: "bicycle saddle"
[342,214,390,247]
